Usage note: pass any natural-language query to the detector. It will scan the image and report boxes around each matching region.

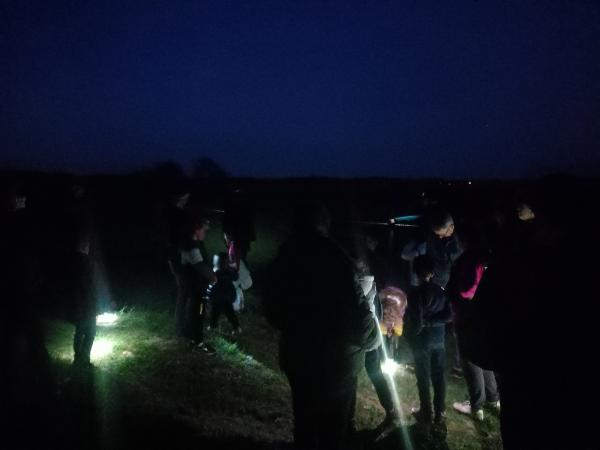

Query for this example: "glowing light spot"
[96,312,118,326]
[91,339,114,360]
[371,308,413,449]
[381,358,400,376]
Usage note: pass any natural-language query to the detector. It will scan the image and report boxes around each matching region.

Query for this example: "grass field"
[43,211,503,450]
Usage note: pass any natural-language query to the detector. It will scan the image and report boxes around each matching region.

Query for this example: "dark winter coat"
[427,234,463,288]
[404,281,451,346]
[264,230,379,380]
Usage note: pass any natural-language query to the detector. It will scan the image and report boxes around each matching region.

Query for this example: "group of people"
[2,177,593,449]
[164,187,255,354]
[264,189,591,450]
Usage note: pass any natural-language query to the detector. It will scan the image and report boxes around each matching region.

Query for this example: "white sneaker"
[474,409,484,421]
[487,400,501,412]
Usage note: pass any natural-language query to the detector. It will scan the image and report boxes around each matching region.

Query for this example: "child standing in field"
[209,252,241,335]
[405,254,452,426]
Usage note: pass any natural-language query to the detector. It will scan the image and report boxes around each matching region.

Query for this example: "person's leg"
[451,322,462,374]
[80,318,96,364]
[186,292,202,342]
[365,347,395,415]
[197,297,206,343]
[388,335,397,361]
[318,375,357,450]
[483,370,499,404]
[430,339,447,420]
[170,262,186,337]
[412,344,433,417]
[179,270,195,340]
[462,359,486,411]
[287,372,318,450]
[223,302,240,330]
[210,299,222,329]
[73,322,83,363]
[497,372,526,450]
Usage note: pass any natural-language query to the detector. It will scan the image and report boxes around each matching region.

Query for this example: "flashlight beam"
[371,310,414,449]
[351,220,419,227]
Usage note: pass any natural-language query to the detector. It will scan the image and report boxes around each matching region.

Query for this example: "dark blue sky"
[2,0,599,178]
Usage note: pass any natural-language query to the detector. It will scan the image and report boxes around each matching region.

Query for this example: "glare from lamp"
[96,312,118,326]
[381,358,400,376]
[91,338,114,360]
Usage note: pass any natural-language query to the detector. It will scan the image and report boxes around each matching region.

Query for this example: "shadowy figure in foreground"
[264,203,379,450]
[0,182,58,449]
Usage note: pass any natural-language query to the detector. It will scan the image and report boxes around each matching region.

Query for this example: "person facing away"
[179,218,217,353]
[164,188,192,336]
[209,252,241,334]
[263,202,378,450]
[404,254,452,426]
[68,236,97,369]
[1,183,57,446]
[470,192,591,450]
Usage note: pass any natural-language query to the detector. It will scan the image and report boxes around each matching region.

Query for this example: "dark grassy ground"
[42,210,502,450]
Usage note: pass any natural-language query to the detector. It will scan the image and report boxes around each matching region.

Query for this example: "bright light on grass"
[91,338,114,360]
[97,312,118,326]
[381,358,401,376]
[373,309,413,448]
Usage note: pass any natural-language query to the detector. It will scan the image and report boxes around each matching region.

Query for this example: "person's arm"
[460,264,485,300]
[448,235,464,263]
[413,298,425,335]
[337,266,379,351]
[452,257,477,299]
[352,289,380,351]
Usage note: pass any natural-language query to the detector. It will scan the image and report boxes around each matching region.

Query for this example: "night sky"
[2,0,599,178]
